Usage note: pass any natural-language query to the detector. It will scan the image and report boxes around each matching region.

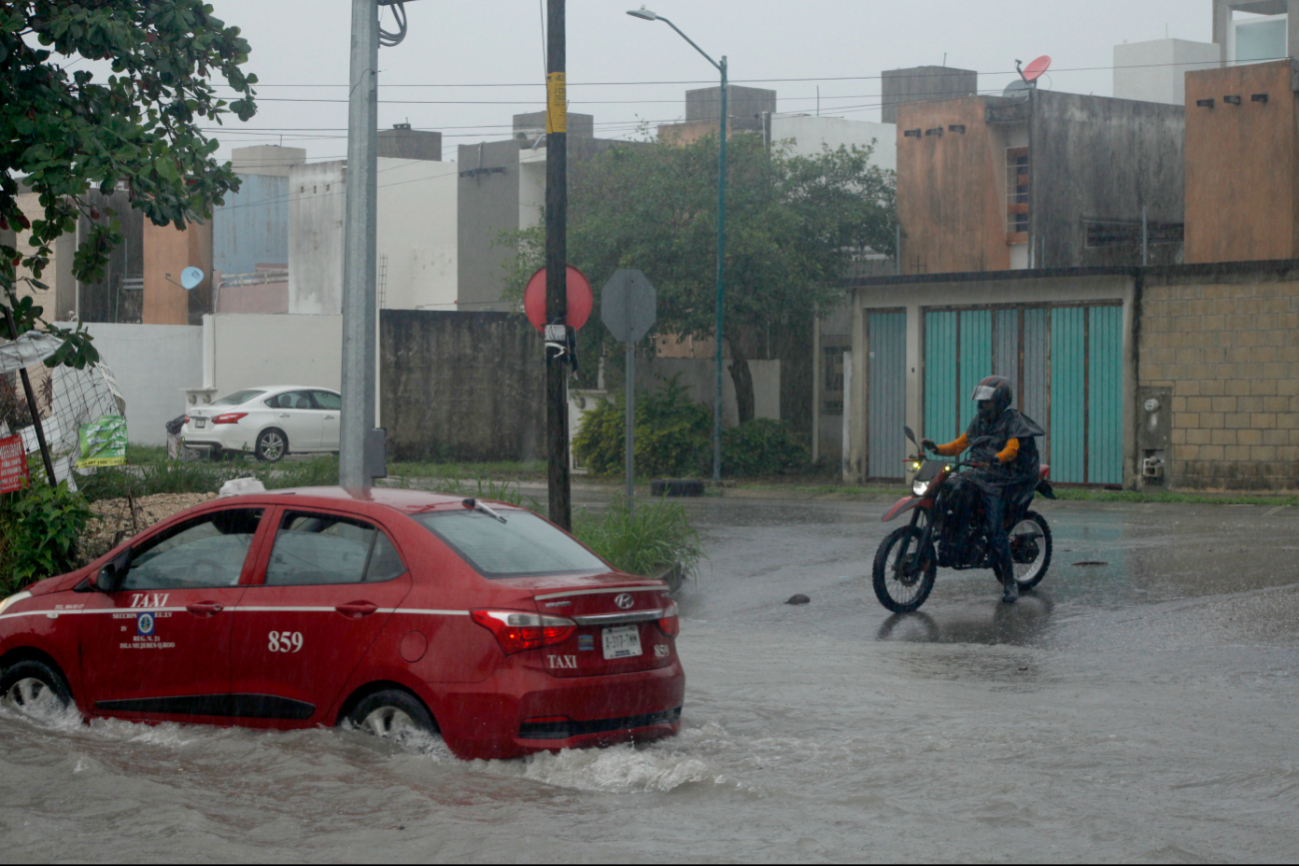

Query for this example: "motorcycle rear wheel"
[1009,510,1052,590]
[873,525,937,613]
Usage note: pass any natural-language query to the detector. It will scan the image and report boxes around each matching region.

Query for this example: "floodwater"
[3,494,1298,862]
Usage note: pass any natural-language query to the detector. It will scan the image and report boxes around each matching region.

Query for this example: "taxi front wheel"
[343,689,437,739]
[1,659,72,718]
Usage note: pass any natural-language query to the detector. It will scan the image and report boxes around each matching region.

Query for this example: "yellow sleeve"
[934,433,969,457]
[997,438,1019,464]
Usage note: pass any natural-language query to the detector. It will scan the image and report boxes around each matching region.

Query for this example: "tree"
[502,132,896,424]
[0,0,257,367]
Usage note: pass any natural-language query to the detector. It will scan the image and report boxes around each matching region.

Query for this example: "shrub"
[0,481,92,593]
[574,375,710,478]
[721,418,809,477]
[572,495,703,580]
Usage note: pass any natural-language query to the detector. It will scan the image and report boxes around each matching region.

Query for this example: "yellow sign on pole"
[546,72,567,134]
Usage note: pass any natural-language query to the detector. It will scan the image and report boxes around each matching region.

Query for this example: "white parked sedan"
[181,386,342,462]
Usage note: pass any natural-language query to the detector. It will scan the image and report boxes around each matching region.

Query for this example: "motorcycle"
[871,426,1056,613]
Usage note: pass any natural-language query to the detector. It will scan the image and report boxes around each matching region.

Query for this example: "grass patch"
[572,495,704,579]
[75,455,341,502]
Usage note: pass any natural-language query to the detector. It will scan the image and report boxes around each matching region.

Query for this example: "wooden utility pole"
[545,0,571,529]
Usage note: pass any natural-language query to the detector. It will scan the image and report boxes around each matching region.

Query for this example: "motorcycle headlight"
[0,591,32,617]
[912,478,930,497]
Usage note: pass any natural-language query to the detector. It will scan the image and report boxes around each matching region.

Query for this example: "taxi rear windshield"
[414,510,606,578]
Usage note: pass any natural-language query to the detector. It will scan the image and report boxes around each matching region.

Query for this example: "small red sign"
[0,435,30,494]
[524,266,594,332]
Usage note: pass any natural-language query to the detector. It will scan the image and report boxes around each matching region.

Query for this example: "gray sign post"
[601,269,657,519]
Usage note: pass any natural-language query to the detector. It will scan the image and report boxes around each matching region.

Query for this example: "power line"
[214,56,1267,90]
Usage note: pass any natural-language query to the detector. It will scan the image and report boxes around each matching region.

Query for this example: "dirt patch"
[81,493,217,563]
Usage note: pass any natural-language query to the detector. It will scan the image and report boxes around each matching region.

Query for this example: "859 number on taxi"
[268,631,304,653]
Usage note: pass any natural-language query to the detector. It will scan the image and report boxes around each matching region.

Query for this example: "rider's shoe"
[1001,578,1019,604]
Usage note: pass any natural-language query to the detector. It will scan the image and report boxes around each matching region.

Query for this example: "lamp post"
[627,6,726,483]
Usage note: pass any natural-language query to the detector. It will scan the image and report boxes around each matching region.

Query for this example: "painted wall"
[288,161,346,315]
[214,174,291,276]
[1031,91,1185,269]
[376,157,459,311]
[881,66,978,124]
[896,97,1012,274]
[203,313,342,397]
[457,140,522,312]
[1114,39,1221,106]
[770,114,896,171]
[142,218,212,325]
[53,321,204,445]
[1185,60,1299,263]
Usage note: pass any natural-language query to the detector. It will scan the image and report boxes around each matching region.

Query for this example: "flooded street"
[3,495,1298,862]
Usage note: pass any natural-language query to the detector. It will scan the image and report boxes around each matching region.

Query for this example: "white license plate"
[602,625,642,660]
[195,419,206,429]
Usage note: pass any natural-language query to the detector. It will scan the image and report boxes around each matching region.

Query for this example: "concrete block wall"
[1139,269,1299,490]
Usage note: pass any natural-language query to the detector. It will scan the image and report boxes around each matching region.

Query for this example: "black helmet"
[971,375,1013,420]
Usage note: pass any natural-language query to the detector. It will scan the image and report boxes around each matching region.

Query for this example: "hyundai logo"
[614,593,635,610]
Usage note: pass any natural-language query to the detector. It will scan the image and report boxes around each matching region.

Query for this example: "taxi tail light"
[211,412,248,425]
[657,600,680,637]
[183,415,190,425]
[471,610,576,655]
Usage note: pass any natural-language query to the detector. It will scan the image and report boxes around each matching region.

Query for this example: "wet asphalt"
[1,488,1296,862]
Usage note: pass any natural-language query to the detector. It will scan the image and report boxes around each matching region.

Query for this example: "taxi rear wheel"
[0,659,72,717]
[343,689,436,739]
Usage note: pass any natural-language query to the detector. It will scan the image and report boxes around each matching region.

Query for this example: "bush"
[572,494,703,580]
[0,481,92,593]
[721,418,809,477]
[574,375,710,478]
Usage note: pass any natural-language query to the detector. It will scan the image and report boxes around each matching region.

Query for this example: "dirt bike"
[871,426,1056,613]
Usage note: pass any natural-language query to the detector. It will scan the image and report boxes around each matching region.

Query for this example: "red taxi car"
[0,488,684,759]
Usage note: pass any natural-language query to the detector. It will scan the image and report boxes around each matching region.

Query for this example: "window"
[415,510,606,578]
[264,511,406,586]
[264,391,314,410]
[1231,14,1287,64]
[310,390,341,411]
[121,509,264,590]
[1006,148,1029,241]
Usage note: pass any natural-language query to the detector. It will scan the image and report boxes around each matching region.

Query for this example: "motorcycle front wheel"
[1009,510,1052,590]
[872,525,938,613]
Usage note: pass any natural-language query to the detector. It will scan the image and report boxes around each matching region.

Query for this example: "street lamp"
[627,6,727,483]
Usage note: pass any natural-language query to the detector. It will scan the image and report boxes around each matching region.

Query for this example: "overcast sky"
[201,0,1218,163]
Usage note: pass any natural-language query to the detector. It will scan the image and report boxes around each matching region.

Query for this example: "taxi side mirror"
[91,549,133,593]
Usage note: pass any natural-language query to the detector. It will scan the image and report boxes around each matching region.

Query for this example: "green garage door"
[924,305,1123,485]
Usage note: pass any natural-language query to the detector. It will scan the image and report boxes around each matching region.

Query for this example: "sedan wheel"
[255,428,287,463]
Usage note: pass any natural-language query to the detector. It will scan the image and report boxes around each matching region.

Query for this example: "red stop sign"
[524,265,593,332]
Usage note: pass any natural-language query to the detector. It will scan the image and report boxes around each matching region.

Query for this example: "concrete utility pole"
[545,0,572,530]
[339,0,380,488]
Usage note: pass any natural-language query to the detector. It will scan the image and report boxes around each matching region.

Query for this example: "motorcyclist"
[921,375,1045,604]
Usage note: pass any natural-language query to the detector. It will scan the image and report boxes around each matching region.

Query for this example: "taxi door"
[228,507,412,723]
[77,507,269,717]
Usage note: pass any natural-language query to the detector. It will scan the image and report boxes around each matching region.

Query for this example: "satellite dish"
[1003,79,1032,99]
[1023,55,1052,83]
[180,267,205,290]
